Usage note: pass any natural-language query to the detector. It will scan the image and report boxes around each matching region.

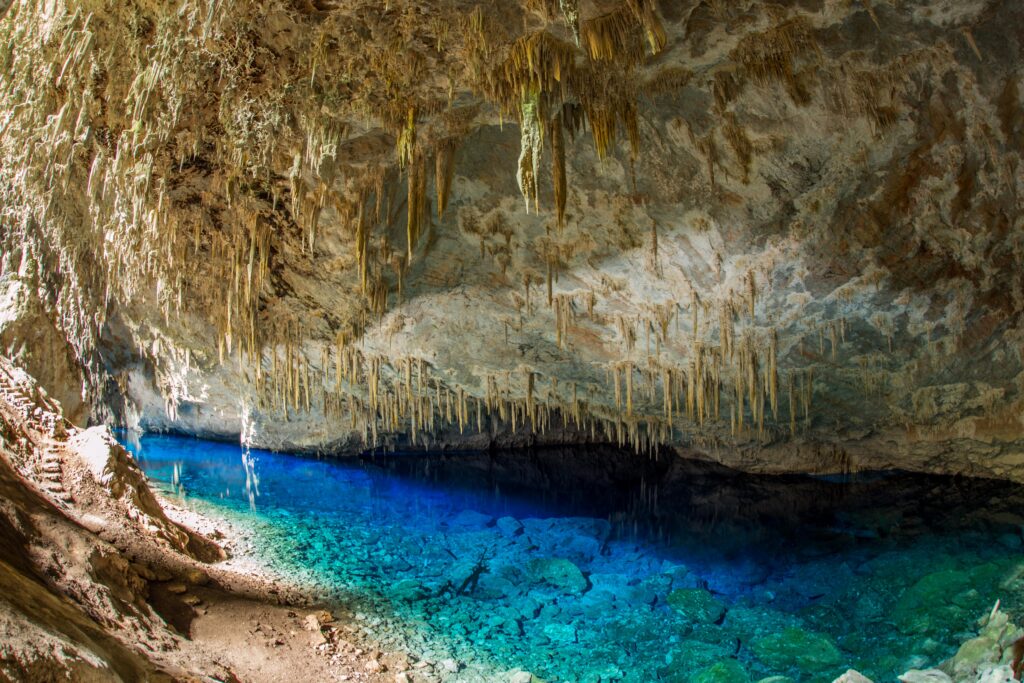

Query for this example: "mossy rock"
[751,627,842,673]
[668,588,726,624]
[691,659,751,683]
[891,569,970,634]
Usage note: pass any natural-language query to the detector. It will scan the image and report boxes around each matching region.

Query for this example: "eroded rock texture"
[0,0,1021,477]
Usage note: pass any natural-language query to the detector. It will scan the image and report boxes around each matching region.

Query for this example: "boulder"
[666,588,726,624]
[692,660,751,683]
[390,579,431,602]
[527,558,587,594]
[541,623,576,644]
[447,509,494,529]
[897,671,952,683]
[497,516,524,537]
[750,627,842,673]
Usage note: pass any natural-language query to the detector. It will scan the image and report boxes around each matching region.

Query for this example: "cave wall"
[0,0,1022,477]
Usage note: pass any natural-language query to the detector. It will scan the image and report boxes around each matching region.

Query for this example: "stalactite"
[768,329,778,419]
[559,0,581,45]
[435,138,458,218]
[550,115,567,229]
[526,370,536,429]
[625,362,634,417]
[406,151,427,263]
[517,92,542,213]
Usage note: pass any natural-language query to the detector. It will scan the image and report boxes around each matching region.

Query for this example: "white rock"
[898,670,953,683]
[975,665,1016,683]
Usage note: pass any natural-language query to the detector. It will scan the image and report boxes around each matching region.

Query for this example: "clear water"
[121,433,1024,682]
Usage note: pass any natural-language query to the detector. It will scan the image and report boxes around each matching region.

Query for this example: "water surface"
[122,433,1024,682]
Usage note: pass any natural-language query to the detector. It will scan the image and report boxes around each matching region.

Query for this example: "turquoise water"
[122,433,1024,682]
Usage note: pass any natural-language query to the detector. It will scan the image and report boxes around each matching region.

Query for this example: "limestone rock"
[666,588,726,624]
[691,660,751,683]
[897,671,952,683]
[389,579,431,602]
[526,558,587,595]
[0,0,1020,484]
[750,627,842,673]
[497,517,525,537]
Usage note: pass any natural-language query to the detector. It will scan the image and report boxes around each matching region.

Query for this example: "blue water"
[122,433,1024,682]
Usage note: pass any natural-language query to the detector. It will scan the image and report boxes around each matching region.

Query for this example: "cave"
[1,0,1024,681]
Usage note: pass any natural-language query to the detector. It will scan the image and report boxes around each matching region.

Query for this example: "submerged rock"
[541,622,577,644]
[897,670,952,683]
[657,641,735,680]
[750,627,842,673]
[447,510,494,530]
[691,659,751,683]
[527,558,587,594]
[389,579,431,602]
[666,588,726,624]
[891,569,971,634]
[497,517,525,537]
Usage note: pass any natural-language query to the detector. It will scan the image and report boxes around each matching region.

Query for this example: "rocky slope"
[0,355,426,682]
[0,0,1022,478]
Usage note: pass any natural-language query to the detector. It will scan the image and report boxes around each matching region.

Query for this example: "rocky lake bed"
[128,434,1024,682]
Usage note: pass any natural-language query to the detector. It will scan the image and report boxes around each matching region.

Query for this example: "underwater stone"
[587,572,630,601]
[661,563,694,590]
[832,670,873,683]
[475,574,519,600]
[527,558,587,594]
[975,665,1017,683]
[389,578,431,602]
[497,517,524,537]
[722,605,803,639]
[582,664,623,682]
[656,641,735,680]
[666,588,726,624]
[897,671,952,683]
[892,569,971,634]
[447,510,494,529]
[750,627,842,673]
[691,659,751,683]
[542,622,577,644]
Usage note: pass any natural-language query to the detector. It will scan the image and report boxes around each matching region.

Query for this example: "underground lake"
[121,433,1024,682]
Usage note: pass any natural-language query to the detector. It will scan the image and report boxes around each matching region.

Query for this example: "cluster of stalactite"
[0,0,928,454]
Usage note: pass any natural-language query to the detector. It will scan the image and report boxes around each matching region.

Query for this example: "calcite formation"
[0,0,1021,478]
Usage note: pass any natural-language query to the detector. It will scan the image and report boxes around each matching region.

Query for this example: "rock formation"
[0,0,1021,478]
